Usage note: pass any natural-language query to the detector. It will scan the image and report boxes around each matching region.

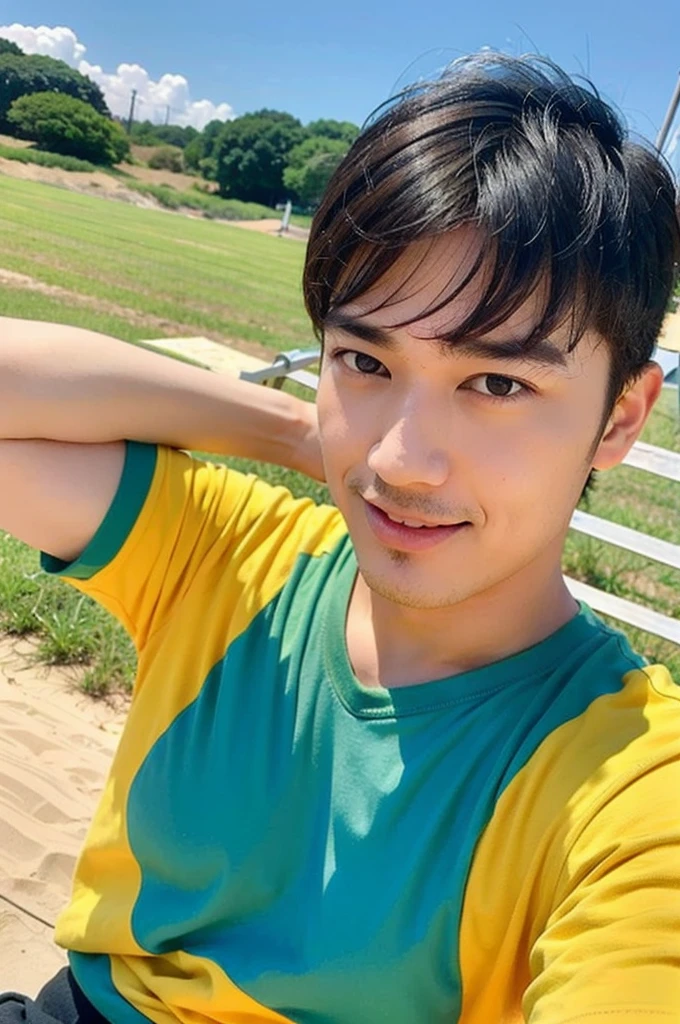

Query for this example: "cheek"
[316,379,359,486]
[465,406,594,513]
[316,381,345,447]
[317,373,370,450]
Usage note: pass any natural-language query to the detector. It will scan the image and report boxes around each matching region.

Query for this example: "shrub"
[8,92,130,165]
[147,145,184,172]
[127,181,275,219]
[0,142,100,172]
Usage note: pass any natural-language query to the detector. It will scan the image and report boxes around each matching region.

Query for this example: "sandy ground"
[0,637,126,995]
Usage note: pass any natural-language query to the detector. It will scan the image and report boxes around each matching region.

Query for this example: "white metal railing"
[239,349,320,389]
[241,350,680,644]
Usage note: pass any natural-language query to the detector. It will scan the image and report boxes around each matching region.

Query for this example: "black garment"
[0,970,108,1024]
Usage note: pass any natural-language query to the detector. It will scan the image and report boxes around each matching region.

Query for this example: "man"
[0,52,679,1024]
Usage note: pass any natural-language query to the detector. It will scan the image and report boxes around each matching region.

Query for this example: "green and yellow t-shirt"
[43,442,680,1024]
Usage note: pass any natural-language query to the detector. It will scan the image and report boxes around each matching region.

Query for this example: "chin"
[357,562,472,611]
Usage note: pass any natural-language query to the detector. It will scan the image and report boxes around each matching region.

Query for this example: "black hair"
[304,52,680,430]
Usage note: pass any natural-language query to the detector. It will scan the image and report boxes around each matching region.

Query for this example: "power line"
[125,93,191,127]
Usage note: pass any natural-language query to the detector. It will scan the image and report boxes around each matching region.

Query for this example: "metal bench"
[241,349,680,645]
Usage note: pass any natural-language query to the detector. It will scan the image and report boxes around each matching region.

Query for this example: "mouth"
[371,503,456,528]
[362,499,471,552]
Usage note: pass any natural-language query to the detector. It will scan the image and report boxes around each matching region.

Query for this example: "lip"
[363,499,470,553]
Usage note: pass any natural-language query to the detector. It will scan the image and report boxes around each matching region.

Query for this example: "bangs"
[303,52,679,399]
[315,226,594,353]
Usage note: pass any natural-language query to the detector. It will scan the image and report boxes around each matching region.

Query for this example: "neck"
[346,542,579,689]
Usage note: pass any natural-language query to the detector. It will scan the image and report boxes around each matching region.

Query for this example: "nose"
[366,397,450,489]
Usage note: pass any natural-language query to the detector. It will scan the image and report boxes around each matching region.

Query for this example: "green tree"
[283,136,348,207]
[213,110,305,204]
[8,92,129,165]
[129,120,164,145]
[183,133,202,171]
[306,118,360,145]
[0,52,109,129]
[130,121,199,149]
[184,118,227,179]
[0,38,24,57]
[154,124,199,149]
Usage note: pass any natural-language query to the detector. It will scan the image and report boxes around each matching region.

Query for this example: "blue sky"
[4,0,680,161]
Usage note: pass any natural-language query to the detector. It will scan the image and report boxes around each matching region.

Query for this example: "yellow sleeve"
[525,669,680,1023]
[41,441,343,651]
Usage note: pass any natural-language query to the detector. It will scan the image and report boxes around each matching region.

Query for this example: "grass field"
[0,172,678,691]
[0,174,310,352]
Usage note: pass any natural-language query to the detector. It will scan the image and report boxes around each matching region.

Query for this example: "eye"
[336,349,388,377]
[465,374,527,399]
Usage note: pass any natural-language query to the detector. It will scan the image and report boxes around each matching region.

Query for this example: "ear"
[591,362,664,471]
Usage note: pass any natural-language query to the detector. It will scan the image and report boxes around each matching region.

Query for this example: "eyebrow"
[323,310,569,369]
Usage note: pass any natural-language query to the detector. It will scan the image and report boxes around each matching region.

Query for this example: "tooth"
[386,511,428,528]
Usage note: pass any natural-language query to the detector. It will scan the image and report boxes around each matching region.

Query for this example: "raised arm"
[0,318,323,563]
[0,318,321,475]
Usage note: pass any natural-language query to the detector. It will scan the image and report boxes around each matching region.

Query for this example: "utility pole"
[656,72,680,153]
[165,104,170,126]
[126,89,138,134]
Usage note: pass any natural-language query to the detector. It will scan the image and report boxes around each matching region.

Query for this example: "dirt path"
[229,218,309,241]
[0,156,157,208]
[0,268,284,365]
[0,159,309,241]
[0,268,188,332]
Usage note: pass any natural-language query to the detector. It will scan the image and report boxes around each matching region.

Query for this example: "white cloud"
[79,60,235,130]
[0,23,85,64]
[0,23,235,130]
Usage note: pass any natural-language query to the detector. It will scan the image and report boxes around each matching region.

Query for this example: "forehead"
[336,227,553,344]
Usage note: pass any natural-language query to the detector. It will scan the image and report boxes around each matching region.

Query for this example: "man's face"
[316,229,614,611]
